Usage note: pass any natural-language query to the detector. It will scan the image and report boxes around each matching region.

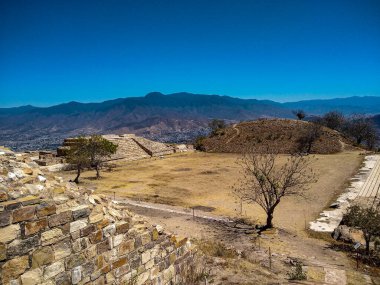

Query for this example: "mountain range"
[1,92,380,151]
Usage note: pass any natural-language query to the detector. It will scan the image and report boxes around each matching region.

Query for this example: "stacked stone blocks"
[0,192,197,285]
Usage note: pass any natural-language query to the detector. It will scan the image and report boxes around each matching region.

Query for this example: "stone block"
[89,212,103,224]
[1,255,29,283]
[141,232,151,245]
[43,260,65,280]
[19,195,40,206]
[2,200,21,210]
[142,251,151,264]
[20,268,42,285]
[12,205,36,223]
[48,210,72,227]
[119,239,135,255]
[88,230,103,244]
[41,228,64,245]
[36,202,56,217]
[115,221,129,234]
[72,266,82,284]
[24,218,48,236]
[32,246,54,268]
[70,219,88,233]
[81,261,95,278]
[113,234,124,247]
[53,238,72,260]
[55,271,71,285]
[102,223,116,237]
[97,239,110,254]
[96,218,110,229]
[72,205,91,220]
[0,242,6,261]
[137,271,150,285]
[7,235,39,258]
[80,224,96,237]
[0,224,20,243]
[112,257,127,269]
[0,210,11,227]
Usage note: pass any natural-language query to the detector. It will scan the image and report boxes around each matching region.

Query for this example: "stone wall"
[0,151,199,285]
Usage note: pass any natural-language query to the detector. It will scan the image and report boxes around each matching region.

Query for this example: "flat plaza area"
[61,151,363,234]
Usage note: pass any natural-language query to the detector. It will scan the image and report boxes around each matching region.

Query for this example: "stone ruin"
[56,135,177,162]
[0,148,199,285]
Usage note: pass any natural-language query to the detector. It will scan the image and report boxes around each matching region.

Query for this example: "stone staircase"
[131,136,174,157]
[102,134,150,161]
[57,134,176,162]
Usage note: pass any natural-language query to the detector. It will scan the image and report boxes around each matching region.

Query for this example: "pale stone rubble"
[0,147,199,285]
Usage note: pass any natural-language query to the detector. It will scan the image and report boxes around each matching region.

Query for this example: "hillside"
[200,119,354,154]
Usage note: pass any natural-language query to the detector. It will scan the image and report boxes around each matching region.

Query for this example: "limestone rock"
[21,268,42,285]
[0,224,20,243]
[1,255,29,283]
[43,260,65,280]
[72,266,82,284]
[32,246,54,268]
[70,219,88,233]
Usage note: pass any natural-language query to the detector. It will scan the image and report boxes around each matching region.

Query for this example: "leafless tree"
[234,147,316,229]
[296,122,323,154]
[344,115,377,147]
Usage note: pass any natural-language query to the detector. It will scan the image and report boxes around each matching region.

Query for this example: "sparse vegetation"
[193,135,207,151]
[321,111,345,131]
[297,122,323,154]
[342,199,380,255]
[209,119,227,136]
[344,115,378,149]
[287,262,307,280]
[234,147,316,229]
[66,134,117,182]
[292,109,306,120]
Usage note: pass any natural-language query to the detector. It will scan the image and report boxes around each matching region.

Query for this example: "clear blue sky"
[1,0,379,107]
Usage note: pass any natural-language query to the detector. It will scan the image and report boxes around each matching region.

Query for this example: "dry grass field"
[61,150,363,234]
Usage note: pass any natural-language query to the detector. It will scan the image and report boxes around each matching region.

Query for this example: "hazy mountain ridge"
[1,92,379,151]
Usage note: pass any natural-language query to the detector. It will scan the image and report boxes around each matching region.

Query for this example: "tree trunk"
[95,164,100,179]
[365,234,371,255]
[73,165,81,184]
[265,211,274,229]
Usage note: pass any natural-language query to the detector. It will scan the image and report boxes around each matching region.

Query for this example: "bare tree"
[292,110,306,120]
[234,148,316,229]
[344,115,377,148]
[321,111,345,131]
[296,122,323,154]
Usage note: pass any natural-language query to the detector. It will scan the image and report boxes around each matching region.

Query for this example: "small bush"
[287,262,307,280]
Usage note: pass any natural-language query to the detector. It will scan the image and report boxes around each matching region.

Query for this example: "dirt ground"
[59,151,380,284]
[62,151,363,235]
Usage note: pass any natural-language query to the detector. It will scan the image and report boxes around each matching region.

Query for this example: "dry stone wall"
[0,149,199,285]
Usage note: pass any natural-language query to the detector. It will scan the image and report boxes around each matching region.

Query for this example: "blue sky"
[1,0,379,107]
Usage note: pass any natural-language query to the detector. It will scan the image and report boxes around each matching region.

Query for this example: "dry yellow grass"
[61,151,363,233]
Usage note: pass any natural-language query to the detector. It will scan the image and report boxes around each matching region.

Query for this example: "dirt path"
[226,123,240,144]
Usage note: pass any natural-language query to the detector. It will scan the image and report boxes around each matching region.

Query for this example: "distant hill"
[0,92,289,151]
[283,96,380,115]
[0,92,379,151]
[199,119,355,154]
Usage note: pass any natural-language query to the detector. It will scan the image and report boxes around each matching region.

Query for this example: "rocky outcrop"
[0,149,199,285]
